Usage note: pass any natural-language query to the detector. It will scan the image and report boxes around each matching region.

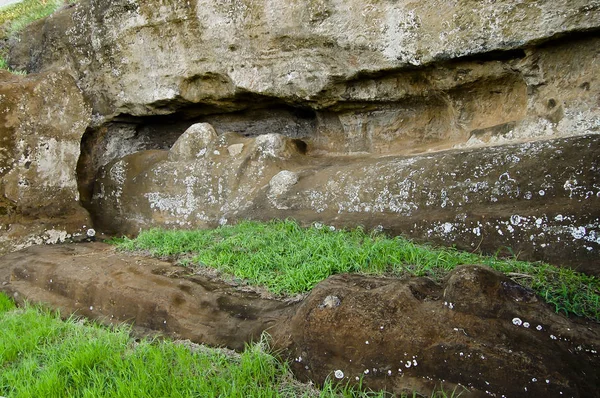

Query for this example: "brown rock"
[89,130,600,275]
[0,244,598,396]
[285,268,600,397]
[0,243,295,350]
[0,70,92,254]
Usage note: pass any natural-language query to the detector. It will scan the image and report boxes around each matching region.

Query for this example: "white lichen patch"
[424,213,599,258]
[108,160,127,201]
[145,192,191,218]
[43,229,69,244]
[570,226,587,240]
[319,295,341,309]
[255,134,290,159]
[35,139,79,190]
[268,170,299,206]
[382,7,422,64]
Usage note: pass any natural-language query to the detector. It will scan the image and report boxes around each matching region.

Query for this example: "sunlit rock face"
[0,70,92,254]
[7,0,600,272]
[9,0,600,123]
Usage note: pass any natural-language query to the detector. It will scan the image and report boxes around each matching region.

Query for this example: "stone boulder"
[285,267,600,397]
[0,70,92,254]
[89,125,600,275]
[89,123,308,233]
[0,244,598,396]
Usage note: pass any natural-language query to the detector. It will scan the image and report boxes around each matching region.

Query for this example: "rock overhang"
[3,0,600,274]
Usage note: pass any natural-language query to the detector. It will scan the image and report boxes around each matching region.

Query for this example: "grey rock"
[89,130,600,275]
[169,123,218,161]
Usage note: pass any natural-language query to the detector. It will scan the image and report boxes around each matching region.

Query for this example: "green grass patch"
[0,292,397,397]
[0,0,77,73]
[116,219,600,322]
[0,291,15,313]
[0,0,73,36]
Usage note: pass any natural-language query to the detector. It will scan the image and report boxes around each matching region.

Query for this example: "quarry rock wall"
[4,0,600,272]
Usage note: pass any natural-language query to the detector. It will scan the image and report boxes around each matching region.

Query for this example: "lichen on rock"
[0,70,92,254]
[4,0,600,271]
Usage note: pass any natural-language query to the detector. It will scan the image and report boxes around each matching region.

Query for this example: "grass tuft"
[116,219,600,322]
[0,291,15,313]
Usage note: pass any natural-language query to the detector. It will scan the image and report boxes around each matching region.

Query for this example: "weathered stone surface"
[90,129,600,275]
[0,243,295,350]
[285,267,600,397]
[1,244,598,396]
[8,0,600,116]
[5,1,600,274]
[7,2,600,155]
[89,124,308,232]
[0,70,92,254]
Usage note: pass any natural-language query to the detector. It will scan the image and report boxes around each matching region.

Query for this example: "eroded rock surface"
[7,1,600,122]
[0,243,295,350]
[4,1,600,272]
[90,126,600,275]
[286,268,600,397]
[0,244,598,396]
[0,70,92,255]
[7,2,600,158]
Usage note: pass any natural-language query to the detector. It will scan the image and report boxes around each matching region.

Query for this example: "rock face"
[7,0,600,122]
[1,244,598,396]
[89,125,309,232]
[0,243,294,350]
[286,267,600,397]
[0,70,92,255]
[89,126,600,275]
[5,1,600,272]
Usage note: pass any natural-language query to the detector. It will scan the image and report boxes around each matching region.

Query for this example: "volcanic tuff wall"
[5,0,600,272]
[0,70,92,254]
